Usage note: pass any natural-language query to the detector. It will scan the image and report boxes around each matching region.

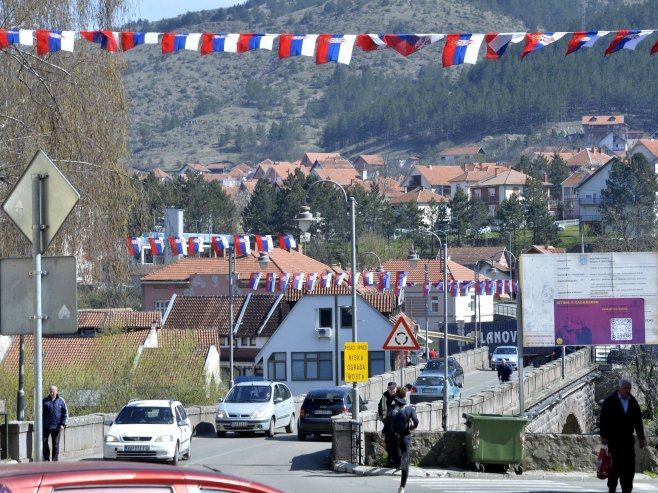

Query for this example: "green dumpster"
[463,413,528,474]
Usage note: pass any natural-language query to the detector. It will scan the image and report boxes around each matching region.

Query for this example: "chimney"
[495,168,499,176]
[428,164,432,170]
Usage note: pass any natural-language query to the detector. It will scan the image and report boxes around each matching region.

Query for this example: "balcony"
[579,197,602,206]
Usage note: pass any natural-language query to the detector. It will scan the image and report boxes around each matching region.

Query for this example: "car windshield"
[305,391,345,405]
[225,385,272,403]
[494,347,517,354]
[115,406,173,425]
[415,376,445,387]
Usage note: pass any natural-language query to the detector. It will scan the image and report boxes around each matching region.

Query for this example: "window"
[340,307,353,329]
[154,300,169,316]
[291,352,332,381]
[241,337,249,346]
[267,352,286,381]
[489,187,496,196]
[430,294,440,313]
[220,337,227,347]
[319,308,332,327]
[250,337,256,346]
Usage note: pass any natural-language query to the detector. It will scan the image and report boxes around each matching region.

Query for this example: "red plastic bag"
[597,445,611,480]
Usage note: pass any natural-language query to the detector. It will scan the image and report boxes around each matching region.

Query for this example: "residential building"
[469,169,530,215]
[523,245,566,254]
[389,188,449,226]
[563,147,613,170]
[628,139,658,172]
[360,175,404,200]
[353,154,385,180]
[438,146,485,164]
[310,157,353,171]
[401,164,463,196]
[310,167,361,187]
[575,157,615,225]
[300,152,342,167]
[263,162,310,187]
[449,163,510,197]
[560,169,594,220]
[177,163,209,176]
[581,115,628,143]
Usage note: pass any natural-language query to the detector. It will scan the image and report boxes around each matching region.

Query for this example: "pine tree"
[449,187,470,245]
[523,178,557,245]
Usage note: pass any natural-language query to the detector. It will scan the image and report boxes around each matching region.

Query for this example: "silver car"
[215,380,295,437]
[491,345,519,370]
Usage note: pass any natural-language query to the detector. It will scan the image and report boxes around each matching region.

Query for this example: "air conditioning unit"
[317,327,332,338]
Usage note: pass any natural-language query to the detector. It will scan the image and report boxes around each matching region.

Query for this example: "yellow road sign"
[344,342,368,382]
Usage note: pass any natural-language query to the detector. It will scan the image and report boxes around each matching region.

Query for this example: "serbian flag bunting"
[279,273,291,292]
[382,34,444,57]
[0,29,24,49]
[306,273,318,292]
[335,272,347,286]
[211,235,229,254]
[652,39,658,55]
[321,271,333,288]
[80,30,119,52]
[162,33,202,53]
[121,32,159,51]
[169,237,185,256]
[395,271,408,296]
[187,237,201,255]
[495,280,505,295]
[266,273,277,292]
[237,33,278,53]
[477,280,486,295]
[348,272,361,287]
[434,281,444,293]
[565,31,610,55]
[378,271,391,292]
[201,33,240,54]
[255,235,274,253]
[148,237,165,256]
[485,32,524,59]
[486,279,495,295]
[234,235,251,255]
[442,33,485,67]
[424,282,431,297]
[521,32,567,59]
[293,272,305,290]
[278,34,318,58]
[249,272,262,290]
[450,280,459,297]
[363,271,374,286]
[127,237,142,257]
[605,30,654,55]
[356,34,386,51]
[278,233,296,252]
[36,30,75,54]
[316,34,356,65]
[460,281,472,296]
[503,279,514,294]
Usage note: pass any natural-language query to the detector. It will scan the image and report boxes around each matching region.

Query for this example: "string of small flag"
[1,29,657,66]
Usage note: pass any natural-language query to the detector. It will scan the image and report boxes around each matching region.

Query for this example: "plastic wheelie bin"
[463,413,528,474]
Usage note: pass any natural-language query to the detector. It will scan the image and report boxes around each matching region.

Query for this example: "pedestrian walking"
[429,347,437,360]
[497,359,512,383]
[42,384,68,461]
[600,378,645,493]
[391,386,419,493]
[378,381,398,468]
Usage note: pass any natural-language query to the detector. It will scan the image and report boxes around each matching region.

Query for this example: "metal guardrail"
[494,303,517,318]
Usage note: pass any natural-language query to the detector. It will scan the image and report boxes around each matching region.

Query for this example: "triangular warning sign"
[383,317,420,350]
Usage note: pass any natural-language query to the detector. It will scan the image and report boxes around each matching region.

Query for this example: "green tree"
[496,194,525,250]
[523,178,557,245]
[548,153,570,206]
[449,186,470,245]
[468,196,490,240]
[243,180,279,233]
[599,154,658,251]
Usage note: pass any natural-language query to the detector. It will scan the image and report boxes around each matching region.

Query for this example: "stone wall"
[525,380,597,434]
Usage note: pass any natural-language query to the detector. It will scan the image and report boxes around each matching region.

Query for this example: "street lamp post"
[362,251,385,273]
[407,229,449,430]
[296,180,359,424]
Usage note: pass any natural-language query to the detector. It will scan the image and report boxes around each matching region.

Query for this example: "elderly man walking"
[600,378,645,493]
[42,385,68,461]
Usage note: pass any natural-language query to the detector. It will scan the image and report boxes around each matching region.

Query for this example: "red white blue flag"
[148,237,165,256]
[266,273,277,292]
[424,282,431,297]
[321,272,333,288]
[460,281,472,296]
[187,237,201,255]
[249,272,262,290]
[442,33,485,67]
[255,235,274,253]
[306,273,318,292]
[0,29,32,49]
[237,33,278,53]
[169,237,185,256]
[316,34,356,65]
[201,33,239,54]
[355,34,386,51]
[348,272,361,287]
[395,271,408,297]
[521,32,566,59]
[80,30,119,52]
[36,30,75,54]
[434,281,444,293]
[279,273,291,292]
[450,280,459,297]
[211,236,229,254]
[278,34,318,58]
[293,273,305,290]
[234,235,251,255]
[495,280,505,295]
[605,30,654,55]
[120,32,159,51]
[162,33,202,53]
[565,31,610,55]
[363,271,375,286]
[378,271,391,292]
[278,233,296,252]
[652,39,658,55]
[127,237,142,257]
[477,280,486,295]
[486,279,496,295]
[382,33,444,57]
[485,32,524,59]
[335,272,347,286]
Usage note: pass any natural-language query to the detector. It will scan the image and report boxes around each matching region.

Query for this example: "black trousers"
[43,427,63,461]
[397,434,411,488]
[384,430,399,467]
[608,440,635,493]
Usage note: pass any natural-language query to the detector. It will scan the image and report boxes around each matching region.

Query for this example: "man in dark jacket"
[600,378,645,493]
[497,359,512,383]
[393,386,419,493]
[42,385,68,461]
[377,381,398,468]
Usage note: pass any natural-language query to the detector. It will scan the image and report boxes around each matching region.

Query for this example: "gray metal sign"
[0,256,77,335]
[1,150,80,254]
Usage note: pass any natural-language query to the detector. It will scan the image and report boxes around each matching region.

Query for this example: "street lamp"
[363,251,385,273]
[407,229,449,430]
[296,180,359,424]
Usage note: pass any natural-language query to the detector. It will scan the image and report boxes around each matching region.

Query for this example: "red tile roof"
[312,168,361,185]
[390,188,448,205]
[355,154,385,166]
[581,115,625,125]
[634,139,658,158]
[523,245,566,254]
[78,309,161,330]
[381,258,476,283]
[476,169,528,186]
[413,165,463,186]
[439,146,483,156]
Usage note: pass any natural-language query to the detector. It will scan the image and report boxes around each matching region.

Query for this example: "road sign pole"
[33,174,44,463]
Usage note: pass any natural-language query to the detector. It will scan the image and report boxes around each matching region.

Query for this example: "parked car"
[0,461,281,493]
[409,373,461,403]
[215,379,295,438]
[422,357,464,387]
[490,345,519,370]
[103,399,192,465]
[297,387,368,441]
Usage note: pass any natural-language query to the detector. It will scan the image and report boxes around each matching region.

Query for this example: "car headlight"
[105,434,119,443]
[154,435,174,442]
[251,408,268,420]
[216,411,226,419]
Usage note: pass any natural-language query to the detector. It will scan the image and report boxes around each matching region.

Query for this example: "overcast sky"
[135,1,245,22]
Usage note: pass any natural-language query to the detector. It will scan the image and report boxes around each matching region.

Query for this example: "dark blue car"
[297,387,367,440]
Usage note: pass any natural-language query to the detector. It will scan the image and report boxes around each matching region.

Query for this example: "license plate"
[231,422,248,427]
[124,445,149,452]
[422,389,436,394]
[315,409,332,415]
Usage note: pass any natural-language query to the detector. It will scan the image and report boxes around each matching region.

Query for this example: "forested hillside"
[121,0,657,168]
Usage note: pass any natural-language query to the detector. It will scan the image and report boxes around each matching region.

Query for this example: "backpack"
[389,405,409,435]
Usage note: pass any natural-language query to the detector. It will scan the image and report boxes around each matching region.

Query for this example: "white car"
[215,379,295,437]
[103,399,192,465]
[490,345,519,370]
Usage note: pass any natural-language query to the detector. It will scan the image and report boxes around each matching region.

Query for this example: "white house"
[628,139,658,173]
[255,294,396,395]
[575,157,615,224]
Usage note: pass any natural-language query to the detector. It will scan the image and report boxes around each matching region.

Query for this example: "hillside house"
[311,167,361,187]
[449,163,510,197]
[353,154,385,180]
[575,157,615,225]
[582,115,628,143]
[401,164,463,196]
[469,169,530,215]
[438,146,485,164]
[389,188,449,226]
[177,163,209,176]
[560,169,594,220]
[300,152,342,167]
[629,139,658,172]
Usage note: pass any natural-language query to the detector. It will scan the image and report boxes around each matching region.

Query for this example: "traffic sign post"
[1,150,79,462]
[383,318,420,388]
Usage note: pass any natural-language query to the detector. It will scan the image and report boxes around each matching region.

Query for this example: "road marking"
[399,478,601,492]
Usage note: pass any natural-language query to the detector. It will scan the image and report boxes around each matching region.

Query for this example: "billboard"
[520,252,658,347]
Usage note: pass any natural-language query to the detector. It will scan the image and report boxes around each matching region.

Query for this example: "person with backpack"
[497,359,513,383]
[378,381,398,468]
[391,386,419,493]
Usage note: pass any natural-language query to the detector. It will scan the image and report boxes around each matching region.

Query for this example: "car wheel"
[285,413,296,434]
[184,438,191,460]
[297,431,307,441]
[217,430,227,438]
[170,442,179,466]
[266,417,275,437]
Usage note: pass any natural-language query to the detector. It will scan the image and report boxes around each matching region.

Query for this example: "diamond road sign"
[2,150,79,254]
